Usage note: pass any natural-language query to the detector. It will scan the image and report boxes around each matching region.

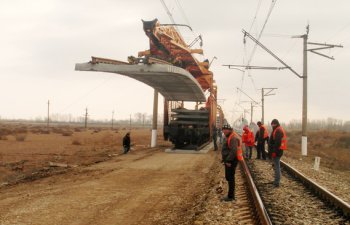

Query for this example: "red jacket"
[242,129,255,147]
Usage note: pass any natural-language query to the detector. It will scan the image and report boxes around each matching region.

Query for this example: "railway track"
[198,151,349,224]
[247,158,350,224]
[194,157,271,225]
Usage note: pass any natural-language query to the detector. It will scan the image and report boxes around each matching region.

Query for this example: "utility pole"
[293,25,343,156]
[111,110,114,129]
[302,31,308,155]
[84,108,88,129]
[250,102,254,125]
[142,114,145,128]
[47,100,50,129]
[236,88,259,124]
[241,100,258,125]
[261,88,277,124]
[227,27,342,156]
[129,114,131,130]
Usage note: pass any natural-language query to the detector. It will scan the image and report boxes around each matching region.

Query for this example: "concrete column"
[151,89,158,147]
[302,34,308,156]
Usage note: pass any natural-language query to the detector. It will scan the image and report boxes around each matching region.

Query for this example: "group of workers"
[122,119,287,202]
[218,119,287,201]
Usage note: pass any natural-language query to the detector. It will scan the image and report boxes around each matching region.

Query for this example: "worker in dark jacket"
[256,121,269,160]
[212,125,218,151]
[269,119,287,187]
[123,132,131,154]
[221,126,243,201]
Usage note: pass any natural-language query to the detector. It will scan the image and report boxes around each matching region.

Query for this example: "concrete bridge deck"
[75,62,206,102]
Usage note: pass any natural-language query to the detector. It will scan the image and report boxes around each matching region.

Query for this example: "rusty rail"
[281,160,350,217]
[240,159,273,225]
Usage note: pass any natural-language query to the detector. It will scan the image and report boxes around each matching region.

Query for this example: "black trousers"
[224,159,239,198]
[213,137,218,150]
[257,141,267,159]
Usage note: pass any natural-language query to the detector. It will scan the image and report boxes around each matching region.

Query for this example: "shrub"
[72,138,82,145]
[15,134,27,141]
[40,129,50,134]
[0,135,8,141]
[336,136,350,149]
[62,130,73,136]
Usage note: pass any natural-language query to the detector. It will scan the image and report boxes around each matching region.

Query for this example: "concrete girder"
[75,62,206,102]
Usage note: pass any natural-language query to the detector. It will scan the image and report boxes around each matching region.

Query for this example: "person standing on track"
[269,119,287,187]
[221,125,243,201]
[123,132,131,154]
[256,121,269,160]
[242,125,255,159]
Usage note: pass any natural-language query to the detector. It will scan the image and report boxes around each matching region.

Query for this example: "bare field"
[0,123,216,225]
[0,123,170,185]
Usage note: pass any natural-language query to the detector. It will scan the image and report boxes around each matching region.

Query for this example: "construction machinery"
[135,19,222,149]
[76,18,225,150]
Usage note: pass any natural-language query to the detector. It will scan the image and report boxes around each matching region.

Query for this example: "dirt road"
[0,147,219,225]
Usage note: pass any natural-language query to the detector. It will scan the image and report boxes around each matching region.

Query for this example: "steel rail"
[280,160,350,217]
[240,159,273,225]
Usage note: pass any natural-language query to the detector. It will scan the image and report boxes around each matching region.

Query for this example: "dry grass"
[335,135,350,148]
[286,130,350,170]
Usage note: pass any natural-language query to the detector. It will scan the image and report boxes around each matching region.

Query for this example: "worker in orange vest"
[269,119,287,187]
[221,125,243,201]
[242,125,255,159]
[256,121,269,160]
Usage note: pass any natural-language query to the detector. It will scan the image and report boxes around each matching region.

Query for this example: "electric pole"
[250,102,254,125]
[47,100,50,129]
[84,108,88,129]
[302,31,308,155]
[142,114,145,128]
[111,110,114,129]
[129,114,131,130]
[241,100,258,125]
[293,25,343,156]
[227,27,342,156]
[261,88,277,124]
[236,88,259,124]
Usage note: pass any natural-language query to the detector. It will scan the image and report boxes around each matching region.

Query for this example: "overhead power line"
[175,0,191,28]
[248,0,263,33]
[247,0,278,66]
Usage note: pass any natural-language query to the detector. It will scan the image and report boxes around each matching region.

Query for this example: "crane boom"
[139,19,213,91]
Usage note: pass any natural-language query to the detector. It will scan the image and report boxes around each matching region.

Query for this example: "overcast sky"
[1,0,349,124]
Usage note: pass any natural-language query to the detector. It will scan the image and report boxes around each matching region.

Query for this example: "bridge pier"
[151,89,158,147]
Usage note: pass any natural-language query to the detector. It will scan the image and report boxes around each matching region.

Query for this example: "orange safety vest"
[242,130,255,146]
[272,126,287,150]
[227,132,243,161]
[261,125,269,139]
